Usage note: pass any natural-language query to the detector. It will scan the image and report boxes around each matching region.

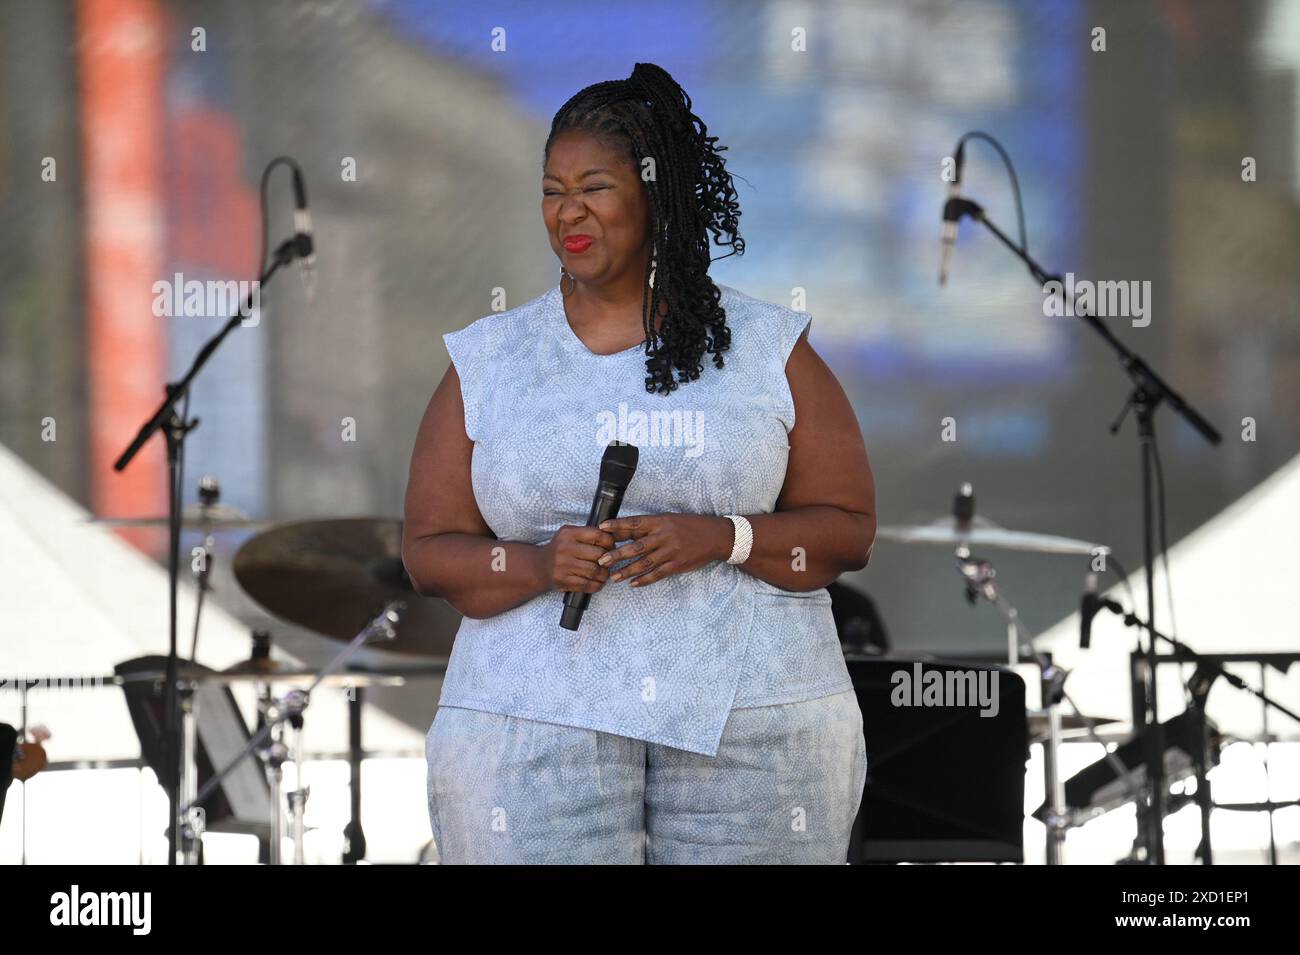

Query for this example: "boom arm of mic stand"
[113,236,306,473]
[945,198,1221,446]
[1104,609,1300,726]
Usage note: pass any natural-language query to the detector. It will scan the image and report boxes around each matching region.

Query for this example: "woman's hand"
[539,524,617,594]
[596,514,733,588]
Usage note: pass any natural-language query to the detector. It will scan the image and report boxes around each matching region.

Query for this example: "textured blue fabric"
[435,281,854,756]
[425,691,868,864]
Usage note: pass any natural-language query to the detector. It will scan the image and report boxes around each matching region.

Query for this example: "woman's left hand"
[597,514,733,587]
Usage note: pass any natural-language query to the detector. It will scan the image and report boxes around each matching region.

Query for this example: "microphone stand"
[944,195,1222,865]
[112,232,313,864]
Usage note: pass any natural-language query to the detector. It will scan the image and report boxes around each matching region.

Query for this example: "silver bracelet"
[723,515,753,565]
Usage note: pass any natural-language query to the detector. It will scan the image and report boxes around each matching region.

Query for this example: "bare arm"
[402,362,617,618]
[401,364,549,619]
[725,326,876,591]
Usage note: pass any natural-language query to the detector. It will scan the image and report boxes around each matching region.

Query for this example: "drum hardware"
[226,629,279,674]
[122,650,442,865]
[858,482,1137,863]
[1118,647,1300,865]
[953,545,1140,865]
[229,508,458,861]
[188,476,222,661]
[178,679,200,865]
[342,686,366,865]
[179,602,405,865]
[261,688,306,866]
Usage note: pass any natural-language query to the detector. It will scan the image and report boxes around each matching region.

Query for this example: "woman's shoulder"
[443,286,556,361]
[450,285,554,337]
[713,282,812,356]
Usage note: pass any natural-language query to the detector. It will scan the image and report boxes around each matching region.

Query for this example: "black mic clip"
[943,195,985,226]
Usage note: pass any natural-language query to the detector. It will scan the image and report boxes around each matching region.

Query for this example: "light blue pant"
[424,690,868,864]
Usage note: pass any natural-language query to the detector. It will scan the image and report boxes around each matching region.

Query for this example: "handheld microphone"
[290,166,316,302]
[560,441,639,631]
[939,141,966,286]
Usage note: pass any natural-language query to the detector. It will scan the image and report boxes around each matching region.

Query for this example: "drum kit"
[86,474,1135,865]
[89,479,461,864]
[872,481,1127,865]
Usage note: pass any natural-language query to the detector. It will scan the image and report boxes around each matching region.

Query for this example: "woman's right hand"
[539,524,616,594]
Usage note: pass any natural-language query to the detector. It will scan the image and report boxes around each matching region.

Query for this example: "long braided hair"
[545,62,745,396]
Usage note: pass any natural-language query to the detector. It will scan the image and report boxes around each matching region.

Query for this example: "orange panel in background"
[75,0,169,548]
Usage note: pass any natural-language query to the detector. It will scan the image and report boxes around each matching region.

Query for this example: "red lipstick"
[563,235,594,253]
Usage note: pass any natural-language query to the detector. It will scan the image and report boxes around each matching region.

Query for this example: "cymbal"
[1027,710,1120,742]
[89,502,268,530]
[233,518,460,658]
[222,657,286,676]
[875,517,1106,556]
[114,665,440,689]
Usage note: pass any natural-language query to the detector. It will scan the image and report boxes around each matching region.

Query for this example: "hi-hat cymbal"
[89,502,268,530]
[114,665,436,688]
[233,518,461,658]
[876,516,1106,556]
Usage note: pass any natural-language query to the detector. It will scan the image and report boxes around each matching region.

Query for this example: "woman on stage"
[403,62,876,864]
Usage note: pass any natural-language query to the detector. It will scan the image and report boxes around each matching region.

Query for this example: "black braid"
[544,63,745,395]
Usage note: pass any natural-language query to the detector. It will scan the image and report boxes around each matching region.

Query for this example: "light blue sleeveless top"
[435,282,853,756]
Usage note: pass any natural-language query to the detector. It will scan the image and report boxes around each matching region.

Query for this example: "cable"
[1149,432,1180,642]
[955,130,1029,257]
[258,156,304,277]
[1150,431,1191,706]
[1103,554,1139,611]
[1106,511,1192,709]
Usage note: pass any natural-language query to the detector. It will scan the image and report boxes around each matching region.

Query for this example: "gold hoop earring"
[559,267,576,297]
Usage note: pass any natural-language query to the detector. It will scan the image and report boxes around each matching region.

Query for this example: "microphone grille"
[599,440,639,488]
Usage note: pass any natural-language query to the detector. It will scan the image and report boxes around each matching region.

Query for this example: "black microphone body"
[1080,572,1125,648]
[938,141,967,286]
[290,167,316,299]
[560,443,638,631]
[1080,593,1099,649]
